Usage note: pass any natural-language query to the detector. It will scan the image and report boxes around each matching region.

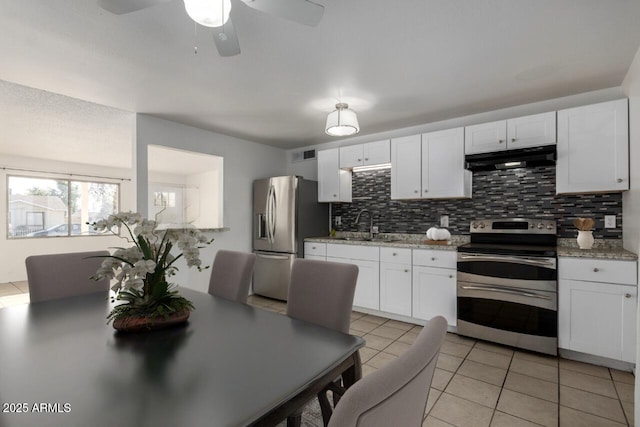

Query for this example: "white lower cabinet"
[379,248,412,316]
[558,257,637,363]
[326,244,380,311]
[304,242,326,260]
[412,250,457,327]
[309,242,458,325]
[412,266,457,327]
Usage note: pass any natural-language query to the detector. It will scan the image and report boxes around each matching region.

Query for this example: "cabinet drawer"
[380,247,412,264]
[413,249,456,269]
[327,243,379,261]
[559,257,637,285]
[304,242,326,257]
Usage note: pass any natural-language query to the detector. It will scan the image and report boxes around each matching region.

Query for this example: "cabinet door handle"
[511,138,516,142]
[625,293,632,298]
[312,246,316,250]
[357,158,362,161]
[333,194,337,197]
[404,269,409,273]
[593,268,599,272]
[392,253,397,256]
[617,178,624,183]
[414,190,419,194]
[498,139,504,144]
[424,189,428,193]
[364,158,369,161]
[449,275,453,279]
[431,257,436,261]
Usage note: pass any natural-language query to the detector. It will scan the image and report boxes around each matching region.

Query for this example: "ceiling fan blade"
[242,0,324,27]
[97,0,171,15]
[213,19,241,57]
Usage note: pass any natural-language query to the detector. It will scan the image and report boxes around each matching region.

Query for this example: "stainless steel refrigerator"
[253,176,328,300]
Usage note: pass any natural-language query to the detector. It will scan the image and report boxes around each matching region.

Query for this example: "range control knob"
[547,224,554,230]
[472,222,478,229]
[537,223,544,229]
[479,223,486,229]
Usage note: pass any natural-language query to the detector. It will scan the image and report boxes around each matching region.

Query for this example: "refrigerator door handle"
[270,185,277,241]
[256,253,291,261]
[266,185,274,243]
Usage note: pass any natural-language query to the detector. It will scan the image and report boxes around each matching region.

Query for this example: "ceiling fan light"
[326,103,360,137]
[184,0,232,27]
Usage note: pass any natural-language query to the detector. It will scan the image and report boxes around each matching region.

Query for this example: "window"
[7,175,119,238]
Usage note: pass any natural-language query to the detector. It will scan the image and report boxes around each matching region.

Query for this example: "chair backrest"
[208,250,256,303]
[25,250,111,303]
[286,259,359,334]
[328,316,448,427]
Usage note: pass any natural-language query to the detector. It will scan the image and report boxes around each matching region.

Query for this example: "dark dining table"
[0,288,364,427]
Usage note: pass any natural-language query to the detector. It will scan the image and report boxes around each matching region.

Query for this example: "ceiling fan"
[97,0,324,57]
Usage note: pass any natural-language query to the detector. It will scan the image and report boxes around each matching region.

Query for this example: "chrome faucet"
[354,209,374,240]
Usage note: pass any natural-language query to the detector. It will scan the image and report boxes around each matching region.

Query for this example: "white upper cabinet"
[339,145,364,169]
[422,128,471,199]
[464,112,557,155]
[317,148,352,203]
[391,129,471,200]
[339,140,390,169]
[391,134,422,199]
[464,120,507,154]
[556,99,629,194]
[507,112,557,150]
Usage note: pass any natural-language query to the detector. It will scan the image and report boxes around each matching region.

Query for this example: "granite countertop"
[306,234,639,260]
[556,238,638,260]
[306,233,468,251]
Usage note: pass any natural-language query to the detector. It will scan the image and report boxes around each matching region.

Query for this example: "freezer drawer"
[253,251,295,301]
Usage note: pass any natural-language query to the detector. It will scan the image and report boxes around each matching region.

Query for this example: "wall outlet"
[372,226,379,233]
[440,215,449,228]
[604,215,616,228]
[334,216,342,226]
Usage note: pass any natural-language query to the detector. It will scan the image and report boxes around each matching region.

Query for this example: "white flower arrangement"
[89,212,213,323]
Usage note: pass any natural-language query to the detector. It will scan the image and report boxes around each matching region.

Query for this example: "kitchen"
[295,97,633,361]
[2,1,640,426]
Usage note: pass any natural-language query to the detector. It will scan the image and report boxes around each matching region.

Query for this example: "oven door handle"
[461,285,553,300]
[458,254,555,268]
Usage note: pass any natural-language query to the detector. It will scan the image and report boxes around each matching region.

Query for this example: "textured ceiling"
[1,0,640,151]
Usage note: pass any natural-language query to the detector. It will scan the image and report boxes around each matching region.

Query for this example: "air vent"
[291,149,316,162]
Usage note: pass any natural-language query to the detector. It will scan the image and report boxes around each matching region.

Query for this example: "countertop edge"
[305,237,638,260]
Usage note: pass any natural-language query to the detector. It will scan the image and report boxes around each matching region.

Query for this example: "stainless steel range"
[456,218,558,355]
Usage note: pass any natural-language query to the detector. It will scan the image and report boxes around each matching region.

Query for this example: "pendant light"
[325,103,360,137]
[183,0,232,27]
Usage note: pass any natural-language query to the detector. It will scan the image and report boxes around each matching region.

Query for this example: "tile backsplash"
[332,166,622,239]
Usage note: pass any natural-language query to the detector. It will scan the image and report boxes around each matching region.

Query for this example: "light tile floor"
[247,294,636,427]
[1,284,634,426]
[0,281,30,308]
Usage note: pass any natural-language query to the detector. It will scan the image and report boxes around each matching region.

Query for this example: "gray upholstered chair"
[327,316,448,427]
[286,258,359,333]
[25,250,111,303]
[207,250,256,304]
[286,258,359,426]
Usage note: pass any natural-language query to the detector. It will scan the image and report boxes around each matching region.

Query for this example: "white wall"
[621,44,640,424]
[0,155,135,282]
[135,114,287,292]
[286,87,626,180]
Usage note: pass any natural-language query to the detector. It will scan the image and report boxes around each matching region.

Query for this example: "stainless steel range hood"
[465,145,556,171]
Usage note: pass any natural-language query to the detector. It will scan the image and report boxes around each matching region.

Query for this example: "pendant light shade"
[325,103,360,137]
[184,0,232,27]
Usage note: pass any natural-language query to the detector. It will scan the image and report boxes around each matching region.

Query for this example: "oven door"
[456,252,558,355]
[457,253,556,292]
